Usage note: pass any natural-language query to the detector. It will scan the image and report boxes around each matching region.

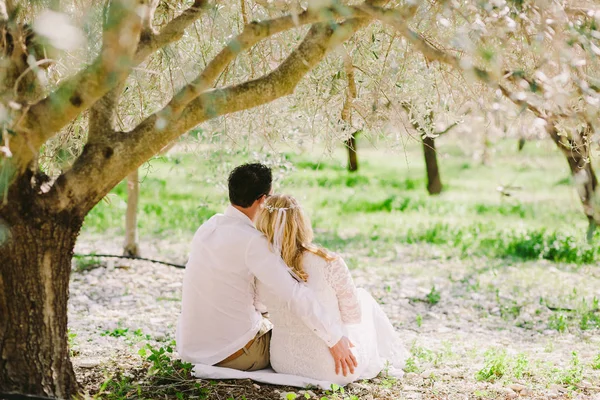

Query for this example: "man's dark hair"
[228,163,272,208]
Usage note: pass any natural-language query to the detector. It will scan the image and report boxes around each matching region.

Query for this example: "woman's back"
[256,252,369,384]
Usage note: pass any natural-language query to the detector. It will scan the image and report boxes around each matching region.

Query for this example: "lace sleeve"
[325,256,362,324]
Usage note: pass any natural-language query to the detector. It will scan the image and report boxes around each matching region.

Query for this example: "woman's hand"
[329,336,358,376]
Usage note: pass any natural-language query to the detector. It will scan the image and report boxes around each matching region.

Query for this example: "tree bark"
[345,132,358,172]
[547,124,600,241]
[422,135,442,195]
[401,102,445,195]
[0,177,82,398]
[123,169,140,257]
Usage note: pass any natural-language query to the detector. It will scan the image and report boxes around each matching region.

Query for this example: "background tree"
[401,100,460,195]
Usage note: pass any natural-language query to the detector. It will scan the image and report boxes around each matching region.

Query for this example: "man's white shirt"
[176,205,344,365]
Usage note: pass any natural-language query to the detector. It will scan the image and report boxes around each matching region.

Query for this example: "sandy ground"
[70,235,600,399]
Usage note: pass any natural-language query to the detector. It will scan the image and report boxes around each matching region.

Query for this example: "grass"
[476,349,509,382]
[82,137,598,265]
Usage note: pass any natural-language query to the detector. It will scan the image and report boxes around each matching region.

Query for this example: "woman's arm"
[326,256,362,324]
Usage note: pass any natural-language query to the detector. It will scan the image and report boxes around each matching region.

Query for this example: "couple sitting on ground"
[176,163,406,385]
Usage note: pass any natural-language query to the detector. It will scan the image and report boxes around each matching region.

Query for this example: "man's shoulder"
[194,213,263,240]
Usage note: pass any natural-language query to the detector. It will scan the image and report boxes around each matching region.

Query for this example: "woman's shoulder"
[302,248,341,266]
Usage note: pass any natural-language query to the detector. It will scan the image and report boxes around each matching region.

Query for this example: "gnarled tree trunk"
[0,175,82,398]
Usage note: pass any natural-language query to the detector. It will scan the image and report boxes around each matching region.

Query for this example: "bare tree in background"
[401,101,459,195]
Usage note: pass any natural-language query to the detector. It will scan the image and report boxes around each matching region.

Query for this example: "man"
[177,163,357,376]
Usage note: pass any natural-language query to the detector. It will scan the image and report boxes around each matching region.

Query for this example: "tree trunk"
[548,124,600,241]
[123,169,140,257]
[422,136,442,195]
[345,132,358,172]
[563,151,599,241]
[0,183,82,398]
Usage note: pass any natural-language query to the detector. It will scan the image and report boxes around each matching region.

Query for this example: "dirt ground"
[70,236,600,399]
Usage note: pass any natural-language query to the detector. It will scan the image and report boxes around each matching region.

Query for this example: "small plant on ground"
[553,351,583,386]
[548,313,568,333]
[592,353,600,370]
[139,341,193,380]
[132,328,153,340]
[318,383,359,400]
[67,329,79,357]
[410,343,435,363]
[579,296,600,330]
[476,349,508,382]
[416,314,423,327]
[73,254,102,272]
[426,286,441,305]
[96,342,208,399]
[512,353,531,379]
[102,327,129,338]
[404,357,419,373]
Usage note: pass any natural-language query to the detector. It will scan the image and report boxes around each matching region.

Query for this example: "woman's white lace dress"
[256,252,407,385]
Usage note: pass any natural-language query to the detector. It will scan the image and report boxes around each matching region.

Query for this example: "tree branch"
[360,4,494,84]
[341,45,356,130]
[51,18,370,213]
[159,7,363,118]
[87,0,209,144]
[13,0,143,170]
[134,0,208,64]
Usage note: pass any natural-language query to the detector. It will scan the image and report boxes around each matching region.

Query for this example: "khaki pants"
[215,319,272,371]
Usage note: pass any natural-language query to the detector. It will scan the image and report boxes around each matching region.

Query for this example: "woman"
[255,194,407,385]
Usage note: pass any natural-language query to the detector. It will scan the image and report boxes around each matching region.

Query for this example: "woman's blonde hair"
[255,194,336,282]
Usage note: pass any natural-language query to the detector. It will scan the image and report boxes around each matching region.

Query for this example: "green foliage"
[139,342,193,379]
[512,353,531,379]
[426,286,441,305]
[98,342,206,399]
[553,352,583,386]
[83,142,597,268]
[548,314,568,333]
[416,314,423,327]
[133,328,153,340]
[579,297,600,330]
[313,383,360,400]
[68,329,79,357]
[73,254,102,272]
[475,349,535,382]
[476,349,508,382]
[102,327,130,338]
[405,223,599,264]
[403,357,420,373]
[592,353,600,370]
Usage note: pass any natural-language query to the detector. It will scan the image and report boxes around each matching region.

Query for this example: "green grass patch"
[81,139,598,266]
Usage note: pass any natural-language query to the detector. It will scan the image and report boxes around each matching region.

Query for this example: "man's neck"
[232,204,256,222]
